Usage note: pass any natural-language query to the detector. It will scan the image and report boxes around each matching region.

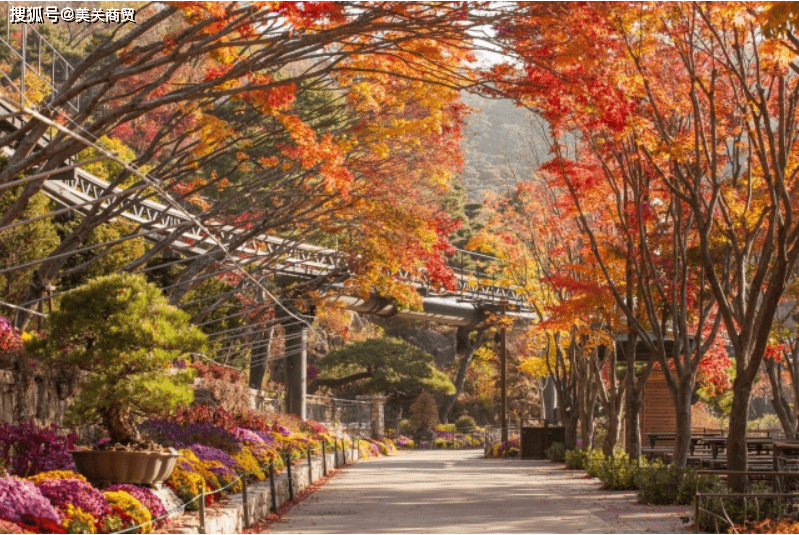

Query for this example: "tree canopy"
[313,336,455,400]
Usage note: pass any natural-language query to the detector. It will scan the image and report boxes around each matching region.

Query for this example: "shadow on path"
[267,450,691,534]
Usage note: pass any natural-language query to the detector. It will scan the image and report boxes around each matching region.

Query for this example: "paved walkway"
[268,450,692,533]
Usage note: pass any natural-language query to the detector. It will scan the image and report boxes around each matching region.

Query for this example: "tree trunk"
[560,402,579,450]
[578,358,598,451]
[624,385,643,459]
[580,406,594,450]
[604,407,622,457]
[441,329,485,423]
[672,372,694,468]
[727,375,753,492]
[765,358,797,439]
[100,405,141,444]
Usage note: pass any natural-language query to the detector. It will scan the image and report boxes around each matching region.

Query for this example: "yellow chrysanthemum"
[62,504,97,534]
[27,470,87,485]
[232,449,264,480]
[103,491,152,534]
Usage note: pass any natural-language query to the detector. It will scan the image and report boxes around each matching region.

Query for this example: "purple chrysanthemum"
[235,427,264,444]
[36,478,109,519]
[188,444,240,470]
[0,476,61,524]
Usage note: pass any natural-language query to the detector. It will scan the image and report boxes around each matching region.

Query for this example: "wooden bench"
[641,447,673,462]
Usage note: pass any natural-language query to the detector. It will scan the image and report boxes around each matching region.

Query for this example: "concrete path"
[268,450,692,533]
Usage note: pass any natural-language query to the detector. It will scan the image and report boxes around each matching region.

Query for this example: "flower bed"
[0,413,389,534]
[485,437,520,458]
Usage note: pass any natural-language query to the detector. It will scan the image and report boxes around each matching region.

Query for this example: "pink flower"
[35,478,109,519]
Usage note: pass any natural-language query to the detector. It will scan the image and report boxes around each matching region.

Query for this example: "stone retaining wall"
[170,448,361,534]
[0,369,276,430]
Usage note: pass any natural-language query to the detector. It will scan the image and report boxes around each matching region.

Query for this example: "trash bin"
[521,425,565,459]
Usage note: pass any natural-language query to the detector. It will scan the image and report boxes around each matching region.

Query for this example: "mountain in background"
[459,93,551,202]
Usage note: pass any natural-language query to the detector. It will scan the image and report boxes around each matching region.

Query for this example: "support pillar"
[499,300,508,444]
[357,395,387,439]
[281,307,307,420]
[500,322,508,444]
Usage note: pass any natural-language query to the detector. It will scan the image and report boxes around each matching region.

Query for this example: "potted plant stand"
[72,448,180,487]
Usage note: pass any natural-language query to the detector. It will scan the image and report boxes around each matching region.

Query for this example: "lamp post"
[499,300,508,444]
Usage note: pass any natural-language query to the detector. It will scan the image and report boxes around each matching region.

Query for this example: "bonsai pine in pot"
[30,272,206,448]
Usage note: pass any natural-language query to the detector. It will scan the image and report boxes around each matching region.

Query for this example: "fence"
[484,424,521,451]
[110,440,361,534]
[306,395,372,438]
[0,5,80,113]
[694,469,799,533]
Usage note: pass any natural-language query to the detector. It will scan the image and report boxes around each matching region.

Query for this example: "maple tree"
[762,281,799,438]
[0,2,495,343]
[490,2,799,477]
[472,182,616,451]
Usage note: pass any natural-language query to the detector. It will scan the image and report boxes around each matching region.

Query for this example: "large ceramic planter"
[71,448,180,487]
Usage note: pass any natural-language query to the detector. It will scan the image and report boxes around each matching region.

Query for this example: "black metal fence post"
[269,463,277,513]
[322,442,327,476]
[307,447,313,486]
[334,438,339,469]
[285,451,294,501]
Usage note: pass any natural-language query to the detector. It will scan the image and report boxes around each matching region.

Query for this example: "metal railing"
[107,440,362,534]
[484,424,521,448]
[0,6,80,113]
[306,395,372,438]
[695,470,799,533]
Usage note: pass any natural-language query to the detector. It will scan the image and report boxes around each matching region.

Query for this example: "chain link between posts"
[108,441,360,534]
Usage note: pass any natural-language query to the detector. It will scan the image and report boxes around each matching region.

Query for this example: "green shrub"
[585,449,607,478]
[565,449,589,470]
[454,415,477,433]
[596,451,646,490]
[746,413,781,432]
[399,419,416,435]
[636,462,720,506]
[545,442,566,462]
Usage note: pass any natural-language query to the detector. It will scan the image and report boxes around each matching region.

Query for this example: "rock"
[152,485,184,518]
[388,328,456,367]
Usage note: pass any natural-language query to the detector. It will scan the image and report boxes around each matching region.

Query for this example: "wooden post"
[307,447,313,486]
[199,486,206,534]
[242,476,249,529]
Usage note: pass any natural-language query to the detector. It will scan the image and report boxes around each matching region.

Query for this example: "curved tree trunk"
[441,329,485,423]
[100,405,141,444]
[765,357,797,439]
